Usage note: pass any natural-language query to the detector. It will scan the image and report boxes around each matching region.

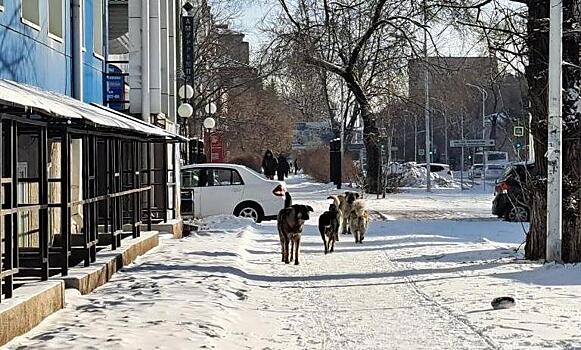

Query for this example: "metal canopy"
[0,79,185,141]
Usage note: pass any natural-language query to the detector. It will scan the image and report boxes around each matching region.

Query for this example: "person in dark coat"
[293,159,300,175]
[277,154,290,181]
[262,150,278,180]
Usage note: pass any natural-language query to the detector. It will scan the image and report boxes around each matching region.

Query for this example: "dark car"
[492,162,534,222]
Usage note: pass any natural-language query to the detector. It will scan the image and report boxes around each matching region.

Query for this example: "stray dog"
[339,191,360,235]
[277,196,313,265]
[349,199,369,244]
[328,195,343,241]
[319,197,341,254]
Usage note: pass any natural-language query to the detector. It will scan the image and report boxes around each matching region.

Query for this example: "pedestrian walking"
[277,154,290,181]
[262,150,278,180]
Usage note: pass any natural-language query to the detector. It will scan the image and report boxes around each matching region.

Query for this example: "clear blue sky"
[231,1,275,52]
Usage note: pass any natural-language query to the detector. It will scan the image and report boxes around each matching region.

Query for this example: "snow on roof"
[0,79,185,141]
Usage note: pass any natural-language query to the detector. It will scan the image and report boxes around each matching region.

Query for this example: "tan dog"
[338,192,360,235]
[349,199,369,244]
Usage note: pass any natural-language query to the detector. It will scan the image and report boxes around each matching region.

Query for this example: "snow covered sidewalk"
[5,177,581,349]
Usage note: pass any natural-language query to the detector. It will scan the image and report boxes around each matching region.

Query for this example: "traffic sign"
[514,126,525,137]
[449,139,496,148]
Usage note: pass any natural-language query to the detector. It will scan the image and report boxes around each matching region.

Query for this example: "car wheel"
[234,203,264,223]
[506,205,529,222]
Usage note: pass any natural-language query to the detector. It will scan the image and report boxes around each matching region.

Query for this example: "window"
[93,0,103,57]
[182,169,201,188]
[48,0,63,39]
[214,169,244,186]
[181,168,244,188]
[22,0,40,28]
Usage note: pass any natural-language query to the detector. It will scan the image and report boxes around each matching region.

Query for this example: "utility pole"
[423,0,431,192]
[414,115,418,162]
[546,0,563,263]
[460,112,465,191]
[444,113,448,164]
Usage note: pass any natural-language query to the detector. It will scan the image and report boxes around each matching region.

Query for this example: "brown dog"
[277,204,313,265]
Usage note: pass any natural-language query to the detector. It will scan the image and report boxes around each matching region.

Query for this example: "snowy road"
[5,177,581,350]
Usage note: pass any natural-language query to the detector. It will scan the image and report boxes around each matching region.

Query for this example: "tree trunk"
[561,0,581,262]
[526,0,581,262]
[361,106,381,193]
[525,0,550,260]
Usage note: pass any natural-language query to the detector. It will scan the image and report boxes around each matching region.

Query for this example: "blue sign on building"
[107,65,125,110]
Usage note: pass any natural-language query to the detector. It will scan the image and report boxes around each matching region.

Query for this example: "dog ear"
[355,193,361,199]
[306,205,314,212]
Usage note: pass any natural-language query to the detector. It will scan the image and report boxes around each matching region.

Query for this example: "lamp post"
[203,102,216,162]
[466,83,489,192]
[466,83,488,139]
[203,116,216,162]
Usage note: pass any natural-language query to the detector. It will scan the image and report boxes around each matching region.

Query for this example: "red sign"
[209,132,225,163]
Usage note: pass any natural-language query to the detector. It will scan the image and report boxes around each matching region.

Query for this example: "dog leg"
[284,238,290,264]
[294,237,301,265]
[330,236,335,253]
[280,235,285,262]
[289,239,294,262]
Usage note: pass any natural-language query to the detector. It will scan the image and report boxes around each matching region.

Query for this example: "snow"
[5,175,581,350]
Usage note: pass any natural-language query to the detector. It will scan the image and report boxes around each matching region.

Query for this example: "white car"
[484,163,507,180]
[418,163,454,180]
[181,163,286,222]
[468,164,483,179]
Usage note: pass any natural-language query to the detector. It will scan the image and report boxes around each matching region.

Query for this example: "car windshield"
[488,153,507,161]
[488,165,504,170]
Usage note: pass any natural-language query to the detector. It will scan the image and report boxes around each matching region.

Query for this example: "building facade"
[1,0,182,311]
[0,0,106,102]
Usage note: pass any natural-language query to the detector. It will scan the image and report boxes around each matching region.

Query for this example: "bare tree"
[464,0,581,262]
[262,0,493,192]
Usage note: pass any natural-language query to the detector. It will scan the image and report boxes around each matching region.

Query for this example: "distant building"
[292,121,334,150]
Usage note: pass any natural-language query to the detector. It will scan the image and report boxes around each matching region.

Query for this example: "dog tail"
[327,195,340,208]
[284,192,292,208]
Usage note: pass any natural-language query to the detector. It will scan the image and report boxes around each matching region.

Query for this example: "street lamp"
[177,84,194,118]
[177,103,193,118]
[466,83,490,192]
[466,83,488,139]
[203,116,216,162]
[179,84,194,100]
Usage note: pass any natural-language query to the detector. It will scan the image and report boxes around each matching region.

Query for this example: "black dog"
[277,195,313,265]
[319,203,340,254]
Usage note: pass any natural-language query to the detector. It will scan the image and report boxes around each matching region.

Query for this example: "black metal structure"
[0,80,183,303]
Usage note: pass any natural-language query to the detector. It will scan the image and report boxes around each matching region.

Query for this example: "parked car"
[181,163,287,222]
[468,164,483,179]
[484,163,508,180]
[492,162,534,222]
[417,163,454,180]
